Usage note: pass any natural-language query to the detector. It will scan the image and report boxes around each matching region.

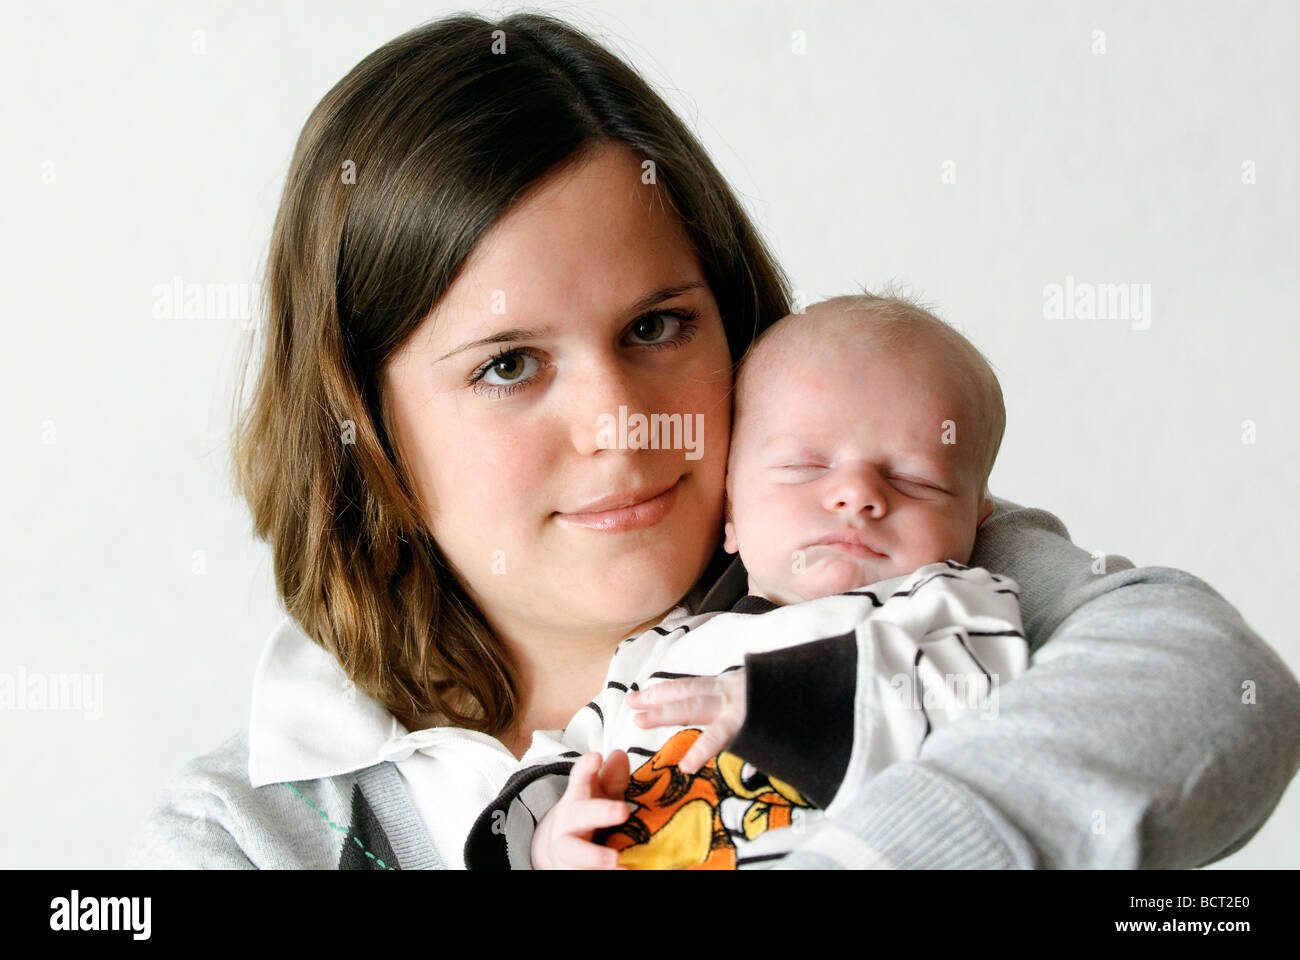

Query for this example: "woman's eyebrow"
[435,326,553,364]
[434,281,707,363]
[627,281,706,314]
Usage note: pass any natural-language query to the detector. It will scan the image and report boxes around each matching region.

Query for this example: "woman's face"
[382,143,733,649]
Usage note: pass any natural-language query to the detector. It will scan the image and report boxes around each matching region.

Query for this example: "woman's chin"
[570,561,696,631]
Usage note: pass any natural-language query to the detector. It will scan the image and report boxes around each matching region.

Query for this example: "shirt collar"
[248,616,512,787]
[247,599,700,788]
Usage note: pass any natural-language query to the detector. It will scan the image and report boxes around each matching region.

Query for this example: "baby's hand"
[626,670,748,774]
[531,750,635,870]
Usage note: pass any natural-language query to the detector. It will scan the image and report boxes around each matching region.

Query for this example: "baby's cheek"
[772,510,809,578]
[737,531,791,595]
[933,513,974,564]
[743,532,786,583]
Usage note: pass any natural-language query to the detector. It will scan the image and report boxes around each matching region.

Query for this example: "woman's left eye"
[625,309,701,350]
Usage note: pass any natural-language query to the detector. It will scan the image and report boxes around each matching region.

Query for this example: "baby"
[464,290,1027,870]
[719,291,1003,604]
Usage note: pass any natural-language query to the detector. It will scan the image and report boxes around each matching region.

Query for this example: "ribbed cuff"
[726,632,857,809]
[783,763,1038,869]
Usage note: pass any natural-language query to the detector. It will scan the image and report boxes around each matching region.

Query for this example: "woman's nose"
[566,355,656,457]
[822,462,889,518]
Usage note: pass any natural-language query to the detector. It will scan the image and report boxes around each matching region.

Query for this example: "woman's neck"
[398,607,679,760]
[502,647,617,759]
[499,606,679,759]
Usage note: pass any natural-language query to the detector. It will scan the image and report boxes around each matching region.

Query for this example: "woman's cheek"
[428,414,541,550]
[687,334,732,456]
[468,422,555,524]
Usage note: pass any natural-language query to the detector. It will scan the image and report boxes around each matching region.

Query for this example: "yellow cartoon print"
[592,728,814,869]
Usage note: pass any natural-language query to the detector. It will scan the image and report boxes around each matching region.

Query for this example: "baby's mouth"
[809,532,888,559]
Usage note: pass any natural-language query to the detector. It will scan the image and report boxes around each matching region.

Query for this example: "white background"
[2,0,1296,868]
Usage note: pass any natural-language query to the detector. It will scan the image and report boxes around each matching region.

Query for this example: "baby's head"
[723,291,1005,604]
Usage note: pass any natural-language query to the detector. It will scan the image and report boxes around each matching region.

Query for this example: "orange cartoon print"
[592,728,814,870]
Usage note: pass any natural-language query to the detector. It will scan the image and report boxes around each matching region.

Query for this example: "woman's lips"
[555,478,681,532]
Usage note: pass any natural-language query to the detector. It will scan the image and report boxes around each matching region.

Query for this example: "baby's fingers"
[630,677,721,709]
[631,692,721,728]
[561,799,637,836]
[557,836,623,870]
[562,752,605,801]
[677,725,734,775]
[597,749,631,800]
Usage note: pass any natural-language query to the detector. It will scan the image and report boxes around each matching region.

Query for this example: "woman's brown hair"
[230,11,792,737]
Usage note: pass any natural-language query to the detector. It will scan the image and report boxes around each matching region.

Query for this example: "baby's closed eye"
[888,476,952,497]
[770,464,828,482]
[768,467,950,497]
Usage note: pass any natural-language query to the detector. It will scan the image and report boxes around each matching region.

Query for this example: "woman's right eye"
[470,350,544,396]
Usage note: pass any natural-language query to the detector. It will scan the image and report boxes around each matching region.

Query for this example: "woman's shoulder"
[124,730,381,869]
[125,612,447,870]
[170,728,255,787]
[974,495,1096,568]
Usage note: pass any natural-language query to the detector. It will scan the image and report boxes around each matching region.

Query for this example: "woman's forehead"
[413,146,708,348]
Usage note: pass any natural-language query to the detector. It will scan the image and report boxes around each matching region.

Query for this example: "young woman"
[126,12,1300,870]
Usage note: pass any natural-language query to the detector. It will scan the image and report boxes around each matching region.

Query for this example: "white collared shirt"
[247,616,523,869]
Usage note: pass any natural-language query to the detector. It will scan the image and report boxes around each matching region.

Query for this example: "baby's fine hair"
[732,283,1006,500]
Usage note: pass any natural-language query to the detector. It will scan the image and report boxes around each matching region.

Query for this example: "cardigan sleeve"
[124,784,259,869]
[124,732,267,869]
[123,731,399,870]
[770,495,1300,869]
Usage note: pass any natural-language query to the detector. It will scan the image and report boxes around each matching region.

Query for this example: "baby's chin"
[757,555,904,604]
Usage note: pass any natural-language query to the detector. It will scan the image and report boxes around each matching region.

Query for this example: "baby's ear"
[723,520,739,554]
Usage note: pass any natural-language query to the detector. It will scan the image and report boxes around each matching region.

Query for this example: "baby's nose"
[822,463,887,515]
